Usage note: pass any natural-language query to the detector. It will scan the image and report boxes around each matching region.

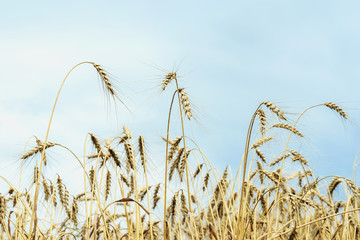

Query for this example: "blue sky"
[1,1,360,191]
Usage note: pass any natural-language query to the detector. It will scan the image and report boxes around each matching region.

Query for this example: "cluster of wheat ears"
[0,62,358,240]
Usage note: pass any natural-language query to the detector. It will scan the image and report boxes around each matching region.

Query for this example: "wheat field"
[0,62,358,240]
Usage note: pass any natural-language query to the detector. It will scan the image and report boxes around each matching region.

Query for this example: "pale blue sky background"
[1,1,360,191]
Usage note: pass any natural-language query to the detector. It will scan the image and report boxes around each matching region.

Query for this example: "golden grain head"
[272,123,303,137]
[138,135,146,169]
[250,136,272,150]
[105,171,111,201]
[193,163,204,179]
[263,101,286,120]
[323,102,348,119]
[178,88,193,120]
[203,172,210,191]
[162,72,177,91]
[92,63,116,97]
[257,109,267,136]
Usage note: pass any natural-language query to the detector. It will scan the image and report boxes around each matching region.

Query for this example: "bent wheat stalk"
[29,61,120,239]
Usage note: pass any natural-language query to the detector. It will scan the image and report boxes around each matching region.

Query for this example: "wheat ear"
[162,72,177,91]
[271,123,303,137]
[323,102,348,119]
[257,109,267,136]
[263,101,286,120]
[178,88,193,120]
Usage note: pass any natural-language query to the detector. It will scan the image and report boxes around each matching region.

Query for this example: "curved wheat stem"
[29,61,121,238]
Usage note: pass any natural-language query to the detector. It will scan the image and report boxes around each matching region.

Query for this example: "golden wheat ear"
[92,63,116,96]
[178,88,193,120]
[162,72,177,91]
[323,102,348,119]
[271,123,303,137]
[263,101,287,120]
[92,62,131,112]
